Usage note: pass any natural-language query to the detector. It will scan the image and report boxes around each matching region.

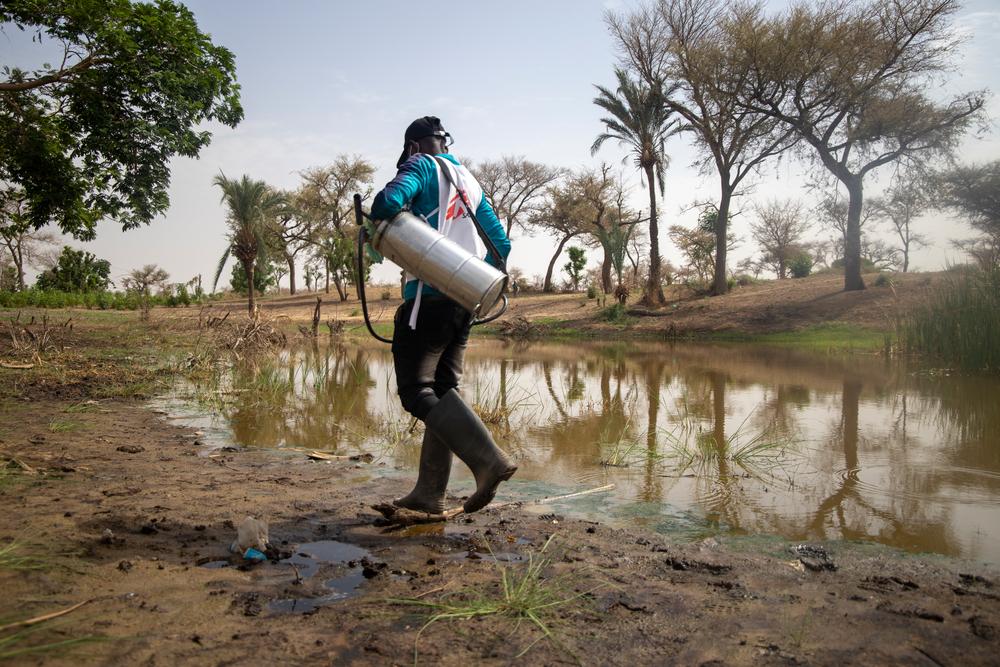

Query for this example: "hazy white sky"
[8,0,1000,288]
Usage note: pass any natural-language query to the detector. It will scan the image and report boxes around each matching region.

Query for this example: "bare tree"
[608,0,797,296]
[0,188,59,290]
[872,177,929,272]
[732,0,985,291]
[467,156,563,236]
[750,199,810,278]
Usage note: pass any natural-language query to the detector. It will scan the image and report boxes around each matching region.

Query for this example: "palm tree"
[592,69,683,306]
[212,173,286,315]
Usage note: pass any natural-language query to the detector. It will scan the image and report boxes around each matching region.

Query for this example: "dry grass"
[494,315,547,340]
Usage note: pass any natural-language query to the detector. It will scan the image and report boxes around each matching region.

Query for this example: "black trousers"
[392,297,472,421]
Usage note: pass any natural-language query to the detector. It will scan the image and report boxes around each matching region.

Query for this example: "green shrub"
[873,273,892,287]
[0,288,142,311]
[586,285,597,299]
[831,257,877,273]
[601,302,631,324]
[789,252,813,278]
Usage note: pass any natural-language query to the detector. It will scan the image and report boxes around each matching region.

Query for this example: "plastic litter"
[243,548,267,563]
[230,516,269,561]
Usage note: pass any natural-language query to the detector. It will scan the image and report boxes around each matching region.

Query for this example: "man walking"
[370,116,515,515]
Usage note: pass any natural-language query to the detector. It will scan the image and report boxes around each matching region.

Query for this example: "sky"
[6,0,1000,288]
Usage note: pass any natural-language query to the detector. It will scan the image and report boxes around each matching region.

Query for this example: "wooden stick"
[372,483,616,526]
[0,599,90,632]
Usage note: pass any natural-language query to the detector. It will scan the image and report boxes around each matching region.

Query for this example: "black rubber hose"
[472,293,508,325]
[357,225,393,344]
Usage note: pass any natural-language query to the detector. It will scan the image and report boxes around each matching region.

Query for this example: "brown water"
[160,339,1000,566]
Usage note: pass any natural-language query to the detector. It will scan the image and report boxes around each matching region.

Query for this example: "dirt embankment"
[183,270,937,339]
[0,317,998,665]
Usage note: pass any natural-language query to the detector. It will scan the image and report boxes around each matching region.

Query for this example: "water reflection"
[174,339,1000,565]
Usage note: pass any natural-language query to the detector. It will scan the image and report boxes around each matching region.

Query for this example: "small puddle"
[449,550,527,563]
[200,560,230,569]
[268,540,370,614]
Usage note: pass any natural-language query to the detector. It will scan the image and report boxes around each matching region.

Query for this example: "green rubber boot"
[393,428,452,514]
[425,389,517,513]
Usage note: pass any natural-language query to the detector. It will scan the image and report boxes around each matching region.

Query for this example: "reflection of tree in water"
[751,384,809,444]
[640,359,665,503]
[537,356,635,465]
[224,344,376,451]
[563,361,585,403]
[803,377,956,556]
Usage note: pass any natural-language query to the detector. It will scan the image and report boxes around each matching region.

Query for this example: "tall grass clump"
[903,266,1000,371]
[389,536,595,663]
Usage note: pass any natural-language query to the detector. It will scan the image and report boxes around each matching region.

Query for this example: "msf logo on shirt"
[444,191,470,222]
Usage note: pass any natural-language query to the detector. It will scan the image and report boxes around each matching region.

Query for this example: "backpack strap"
[432,156,507,274]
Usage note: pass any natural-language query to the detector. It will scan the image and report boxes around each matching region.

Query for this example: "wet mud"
[2,397,999,665]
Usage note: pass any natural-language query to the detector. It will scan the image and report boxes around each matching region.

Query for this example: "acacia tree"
[212,174,286,315]
[0,0,242,239]
[122,264,169,321]
[733,0,984,291]
[0,188,58,290]
[297,156,375,299]
[935,161,1000,269]
[818,194,879,267]
[468,156,563,236]
[577,165,623,293]
[592,68,684,306]
[873,178,928,272]
[530,176,593,292]
[608,0,797,296]
[750,199,810,278]
[669,206,737,284]
[270,189,313,295]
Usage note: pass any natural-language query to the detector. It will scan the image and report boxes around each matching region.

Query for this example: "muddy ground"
[1,316,999,665]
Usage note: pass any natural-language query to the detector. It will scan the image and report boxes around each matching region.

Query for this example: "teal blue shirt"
[371,153,511,300]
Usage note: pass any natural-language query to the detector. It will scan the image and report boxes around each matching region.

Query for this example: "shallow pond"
[159,338,1000,566]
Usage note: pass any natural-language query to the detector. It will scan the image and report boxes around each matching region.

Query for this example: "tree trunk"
[244,259,256,315]
[333,274,347,301]
[544,233,576,292]
[286,256,296,295]
[644,164,665,305]
[324,265,330,294]
[14,261,25,292]
[710,371,729,480]
[844,177,866,291]
[601,252,612,294]
[711,183,733,296]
